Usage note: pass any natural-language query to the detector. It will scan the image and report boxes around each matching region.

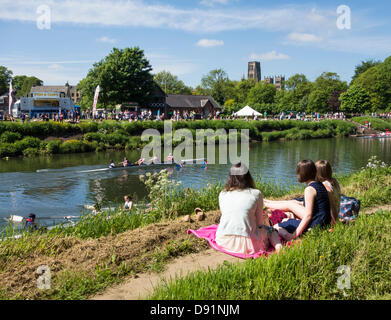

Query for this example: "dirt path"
[91,204,391,300]
[92,249,242,300]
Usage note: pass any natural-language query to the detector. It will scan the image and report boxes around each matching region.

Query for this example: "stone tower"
[264,76,274,84]
[248,61,261,82]
[274,75,285,90]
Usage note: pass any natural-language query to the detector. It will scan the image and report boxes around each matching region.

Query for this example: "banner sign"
[92,85,100,117]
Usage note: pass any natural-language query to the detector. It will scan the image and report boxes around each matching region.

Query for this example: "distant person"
[25,213,38,231]
[215,163,282,255]
[136,157,145,166]
[315,160,341,225]
[109,159,116,169]
[124,195,133,211]
[167,153,174,163]
[120,157,131,167]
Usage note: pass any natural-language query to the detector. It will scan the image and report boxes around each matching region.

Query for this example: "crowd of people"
[215,159,341,255]
[2,108,391,124]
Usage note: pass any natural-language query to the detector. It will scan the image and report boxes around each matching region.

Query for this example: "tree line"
[1,47,390,114]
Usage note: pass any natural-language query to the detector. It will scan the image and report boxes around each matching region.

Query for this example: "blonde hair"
[315,160,332,182]
[315,160,340,191]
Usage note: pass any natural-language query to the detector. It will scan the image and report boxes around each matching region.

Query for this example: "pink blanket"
[187,225,273,259]
[187,210,290,259]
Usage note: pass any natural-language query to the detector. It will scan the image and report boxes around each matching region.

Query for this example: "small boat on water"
[362,133,391,139]
[78,158,207,173]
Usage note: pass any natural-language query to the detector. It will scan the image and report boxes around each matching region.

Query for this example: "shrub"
[0,132,21,143]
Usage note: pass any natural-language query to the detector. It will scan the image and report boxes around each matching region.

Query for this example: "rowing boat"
[78,158,206,173]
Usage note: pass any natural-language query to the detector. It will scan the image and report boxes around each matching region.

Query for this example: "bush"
[0,132,21,143]
[46,140,62,154]
[23,148,40,157]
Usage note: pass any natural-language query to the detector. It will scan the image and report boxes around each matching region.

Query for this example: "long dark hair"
[296,159,317,183]
[224,163,256,191]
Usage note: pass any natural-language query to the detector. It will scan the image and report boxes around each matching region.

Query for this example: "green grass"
[352,116,391,131]
[149,209,391,300]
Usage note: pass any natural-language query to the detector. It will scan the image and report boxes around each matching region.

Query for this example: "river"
[0,136,390,228]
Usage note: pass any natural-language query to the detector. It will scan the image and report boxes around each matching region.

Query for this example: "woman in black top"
[265,160,330,241]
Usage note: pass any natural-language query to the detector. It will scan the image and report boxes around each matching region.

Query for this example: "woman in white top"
[215,163,282,255]
[315,160,341,225]
[124,195,133,211]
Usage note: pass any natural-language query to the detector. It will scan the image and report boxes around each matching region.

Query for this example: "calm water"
[0,137,390,227]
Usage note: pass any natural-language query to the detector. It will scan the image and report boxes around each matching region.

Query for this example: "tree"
[0,66,13,95]
[328,90,345,113]
[18,76,43,97]
[351,59,381,83]
[154,71,192,95]
[78,47,155,109]
[308,72,347,113]
[246,81,276,106]
[353,55,391,111]
[234,79,257,104]
[200,69,233,105]
[340,85,372,113]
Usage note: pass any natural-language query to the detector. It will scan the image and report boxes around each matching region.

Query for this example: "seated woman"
[315,160,341,225]
[124,195,133,211]
[215,163,282,255]
[265,160,331,241]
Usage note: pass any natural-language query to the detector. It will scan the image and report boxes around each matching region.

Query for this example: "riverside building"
[13,82,76,118]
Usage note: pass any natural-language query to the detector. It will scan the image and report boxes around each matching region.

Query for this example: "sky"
[0,0,390,89]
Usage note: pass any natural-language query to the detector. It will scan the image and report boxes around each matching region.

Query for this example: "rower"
[167,153,174,163]
[136,157,145,166]
[120,157,131,167]
[109,159,116,168]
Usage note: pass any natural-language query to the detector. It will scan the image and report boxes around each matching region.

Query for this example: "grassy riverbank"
[0,161,389,300]
[352,116,391,131]
[150,209,391,300]
[0,119,355,158]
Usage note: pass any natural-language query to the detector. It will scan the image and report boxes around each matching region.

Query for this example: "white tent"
[233,105,262,117]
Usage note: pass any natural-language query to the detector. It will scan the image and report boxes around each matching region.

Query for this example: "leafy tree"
[328,90,345,113]
[340,85,372,113]
[246,81,276,106]
[200,69,233,105]
[353,55,391,111]
[154,70,192,95]
[78,47,155,109]
[234,79,257,104]
[0,66,13,95]
[308,72,347,112]
[19,76,43,97]
[351,59,381,82]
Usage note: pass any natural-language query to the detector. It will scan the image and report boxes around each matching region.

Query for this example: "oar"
[79,168,110,173]
[9,215,78,222]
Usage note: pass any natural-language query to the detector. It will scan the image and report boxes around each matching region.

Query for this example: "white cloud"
[0,0,341,33]
[196,39,224,47]
[250,51,290,61]
[97,36,117,44]
[0,1,390,56]
[287,33,323,43]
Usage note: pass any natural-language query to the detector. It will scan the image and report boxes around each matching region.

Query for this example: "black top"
[304,181,331,229]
